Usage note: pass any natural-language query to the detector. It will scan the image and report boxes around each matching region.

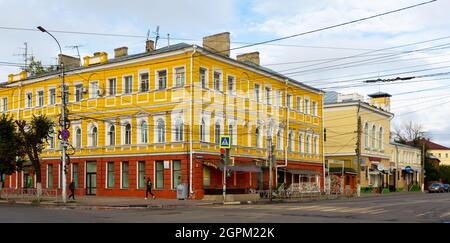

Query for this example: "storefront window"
[172,160,181,189]
[156,161,164,189]
[203,167,211,187]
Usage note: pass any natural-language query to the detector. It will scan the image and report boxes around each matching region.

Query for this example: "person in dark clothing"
[68,181,76,200]
[145,177,155,199]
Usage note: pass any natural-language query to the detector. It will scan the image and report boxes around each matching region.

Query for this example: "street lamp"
[37,26,68,204]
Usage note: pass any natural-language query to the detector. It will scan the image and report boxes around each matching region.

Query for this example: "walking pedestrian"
[145,177,155,199]
[68,181,76,200]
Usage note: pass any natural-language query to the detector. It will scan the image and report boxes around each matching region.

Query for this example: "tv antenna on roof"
[146,29,151,41]
[154,26,160,49]
[65,45,84,64]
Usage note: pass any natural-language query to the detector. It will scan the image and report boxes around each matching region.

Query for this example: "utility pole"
[267,137,274,202]
[356,115,362,197]
[221,148,230,203]
[422,143,425,192]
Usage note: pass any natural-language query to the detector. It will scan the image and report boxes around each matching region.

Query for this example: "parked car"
[443,184,450,192]
[428,183,445,193]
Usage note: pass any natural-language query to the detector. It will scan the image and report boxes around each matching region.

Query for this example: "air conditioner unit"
[82,87,88,93]
[97,89,104,96]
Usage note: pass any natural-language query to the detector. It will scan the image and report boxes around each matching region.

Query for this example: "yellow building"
[390,142,423,191]
[425,140,450,166]
[0,32,324,199]
[324,91,393,194]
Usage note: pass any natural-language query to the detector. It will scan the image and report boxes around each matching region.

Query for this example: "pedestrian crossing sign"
[220,136,231,148]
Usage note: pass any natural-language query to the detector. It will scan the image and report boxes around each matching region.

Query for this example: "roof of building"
[390,141,421,150]
[324,91,339,104]
[368,91,392,98]
[1,42,323,94]
[414,139,450,150]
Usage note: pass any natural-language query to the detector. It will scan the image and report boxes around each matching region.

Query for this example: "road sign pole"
[220,136,231,203]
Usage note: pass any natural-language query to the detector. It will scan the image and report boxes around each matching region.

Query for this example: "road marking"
[367,209,388,214]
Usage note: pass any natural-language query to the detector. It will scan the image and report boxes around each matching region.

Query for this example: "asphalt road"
[1,192,450,223]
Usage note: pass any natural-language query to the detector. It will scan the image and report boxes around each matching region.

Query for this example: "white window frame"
[173,66,185,88]
[153,115,166,143]
[89,80,99,99]
[87,123,98,147]
[25,91,32,108]
[297,96,303,113]
[138,70,150,92]
[120,118,132,145]
[72,123,82,149]
[107,77,117,96]
[199,67,209,89]
[372,124,377,149]
[265,86,272,105]
[254,83,261,102]
[2,97,7,112]
[227,75,236,95]
[314,135,319,155]
[122,75,134,94]
[213,70,223,92]
[200,113,211,143]
[104,121,116,146]
[36,89,44,107]
[276,90,282,107]
[171,112,184,142]
[286,93,293,109]
[312,101,318,116]
[137,116,149,144]
[74,82,83,102]
[156,69,168,90]
[304,97,310,115]
[48,87,56,105]
[299,132,305,153]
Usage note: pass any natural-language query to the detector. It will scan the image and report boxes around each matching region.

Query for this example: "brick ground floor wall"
[2,154,325,199]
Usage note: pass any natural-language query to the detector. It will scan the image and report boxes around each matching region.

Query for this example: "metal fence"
[0,188,59,201]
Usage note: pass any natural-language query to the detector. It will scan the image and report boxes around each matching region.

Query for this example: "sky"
[1,0,450,146]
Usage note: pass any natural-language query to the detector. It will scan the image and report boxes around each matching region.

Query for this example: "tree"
[440,165,450,184]
[0,114,23,198]
[25,56,56,76]
[393,121,426,146]
[15,115,54,201]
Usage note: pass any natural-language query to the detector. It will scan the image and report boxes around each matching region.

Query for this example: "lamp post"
[37,26,67,203]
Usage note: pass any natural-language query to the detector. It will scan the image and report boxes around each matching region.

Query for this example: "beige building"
[390,142,423,191]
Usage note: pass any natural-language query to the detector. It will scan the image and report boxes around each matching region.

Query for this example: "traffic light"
[227,169,232,177]
[220,148,230,165]
[220,148,226,162]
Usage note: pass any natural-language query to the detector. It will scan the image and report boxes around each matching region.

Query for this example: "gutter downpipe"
[278,79,289,168]
[322,94,327,194]
[189,45,197,195]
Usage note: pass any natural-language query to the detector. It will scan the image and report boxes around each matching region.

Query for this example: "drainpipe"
[189,45,197,195]
[322,94,327,194]
[277,79,289,168]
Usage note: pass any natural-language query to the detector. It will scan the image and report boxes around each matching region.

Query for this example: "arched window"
[157,119,165,143]
[125,123,132,145]
[75,128,81,148]
[364,123,369,148]
[109,125,115,146]
[215,121,221,144]
[299,133,304,153]
[255,127,261,148]
[276,130,283,149]
[91,126,98,147]
[314,136,319,155]
[306,134,311,154]
[200,119,206,142]
[140,121,148,144]
[287,131,293,152]
[379,127,383,150]
[372,125,377,149]
[175,118,183,142]
[48,127,55,149]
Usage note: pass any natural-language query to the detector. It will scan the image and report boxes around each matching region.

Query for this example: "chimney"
[237,52,260,65]
[58,54,80,68]
[202,32,230,57]
[146,40,155,52]
[114,47,128,58]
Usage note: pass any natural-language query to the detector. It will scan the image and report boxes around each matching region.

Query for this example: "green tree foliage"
[440,165,450,184]
[25,56,56,76]
[15,115,54,200]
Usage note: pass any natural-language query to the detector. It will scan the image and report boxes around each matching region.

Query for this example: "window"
[89,81,99,98]
[287,94,292,109]
[72,164,79,188]
[108,78,117,96]
[314,136,319,155]
[121,162,129,189]
[229,124,234,145]
[47,164,53,189]
[276,90,282,107]
[379,127,383,150]
[172,160,181,189]
[139,72,149,92]
[107,162,114,188]
[155,161,164,189]
[277,130,282,149]
[175,118,183,142]
[215,122,221,144]
[63,85,69,104]
[214,71,222,91]
[297,97,303,112]
[140,121,148,144]
[265,87,272,105]
[138,161,145,189]
[75,84,83,102]
[364,123,369,148]
[157,70,167,90]
[254,84,260,102]
[174,67,185,87]
[200,68,208,89]
[108,125,115,146]
[227,76,235,94]
[306,134,312,154]
[312,101,318,116]
[49,88,56,105]
[75,128,81,148]
[256,127,261,148]
[26,92,32,108]
[305,98,310,114]
[48,128,55,149]
[37,90,44,107]
[90,126,98,147]
[157,119,165,143]
[124,76,133,94]
[288,131,293,152]
[299,133,305,153]
[200,119,206,142]
[372,125,377,149]
[203,167,211,187]
[125,123,132,145]
[2,97,7,112]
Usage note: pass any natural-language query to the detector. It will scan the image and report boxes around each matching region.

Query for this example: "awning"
[280,168,320,175]
[219,165,262,172]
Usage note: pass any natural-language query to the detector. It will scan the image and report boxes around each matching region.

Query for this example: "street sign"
[61,129,70,140]
[220,136,231,148]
